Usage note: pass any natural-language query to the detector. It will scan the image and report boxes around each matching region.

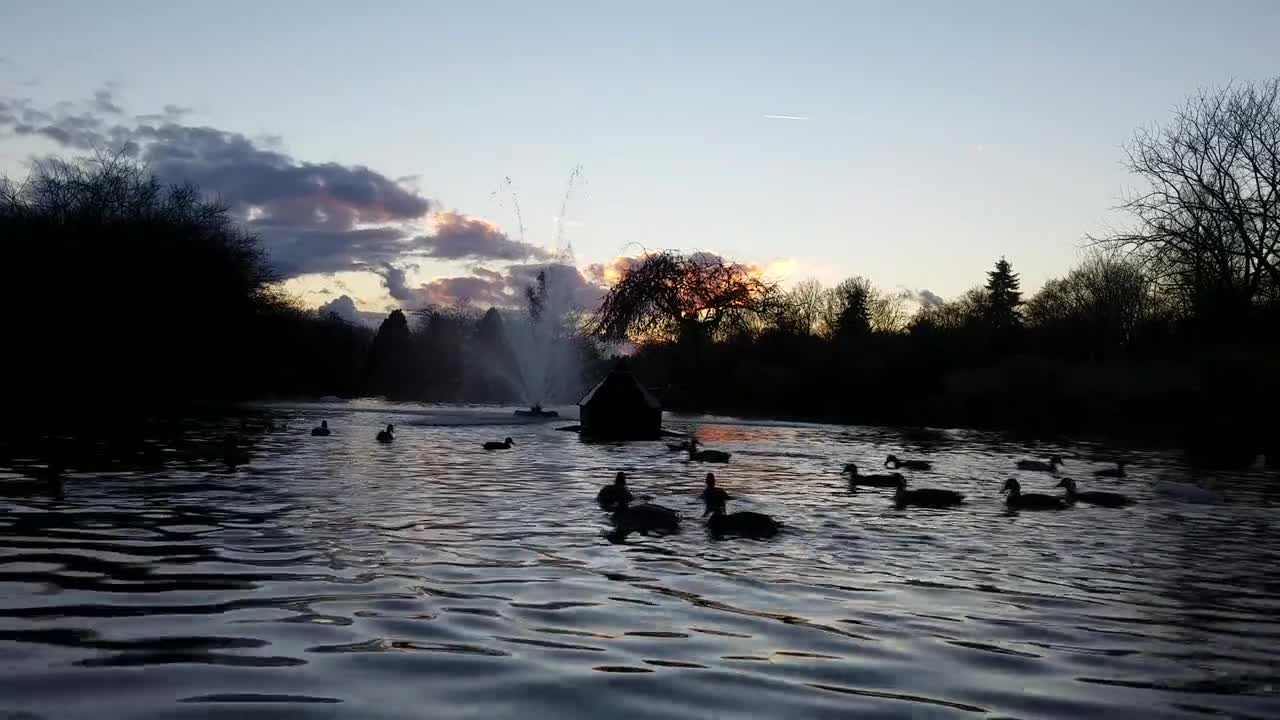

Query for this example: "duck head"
[1055,478,1078,493]
[614,471,627,488]
[704,472,717,489]
[843,463,859,476]
[504,437,514,447]
[320,421,328,429]
[884,454,899,467]
[386,424,395,433]
[1001,478,1022,495]
[1050,455,1065,466]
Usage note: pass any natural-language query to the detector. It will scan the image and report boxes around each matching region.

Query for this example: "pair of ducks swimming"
[597,472,780,539]
[888,452,1128,479]
[843,460,1134,509]
[367,424,515,451]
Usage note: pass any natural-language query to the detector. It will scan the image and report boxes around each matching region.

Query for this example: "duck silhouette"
[893,476,964,508]
[597,471,634,510]
[1002,478,1065,510]
[376,424,395,443]
[1057,478,1133,507]
[311,420,331,437]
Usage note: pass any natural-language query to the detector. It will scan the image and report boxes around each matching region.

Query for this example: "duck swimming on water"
[705,498,780,539]
[667,440,694,452]
[376,424,395,443]
[893,476,964,508]
[699,473,730,510]
[688,439,730,464]
[1002,478,1065,510]
[1017,455,1064,472]
[885,454,932,471]
[1094,461,1127,478]
[611,499,681,537]
[598,471,634,510]
[484,437,514,451]
[1057,478,1133,507]
[843,463,903,488]
[311,420,331,437]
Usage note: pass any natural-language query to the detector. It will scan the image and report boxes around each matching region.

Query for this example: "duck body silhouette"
[597,472,634,510]
[376,424,395,443]
[687,440,730,463]
[1057,478,1133,507]
[484,437,514,451]
[1002,478,1066,510]
[893,477,964,508]
[706,506,780,539]
[612,501,681,536]
[844,463,903,488]
[311,421,331,437]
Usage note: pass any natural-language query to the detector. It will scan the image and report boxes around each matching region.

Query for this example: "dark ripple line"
[807,683,988,713]
[179,694,341,704]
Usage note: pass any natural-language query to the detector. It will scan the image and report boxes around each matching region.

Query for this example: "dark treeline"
[4,79,1278,464]
[0,155,583,431]
[600,80,1280,460]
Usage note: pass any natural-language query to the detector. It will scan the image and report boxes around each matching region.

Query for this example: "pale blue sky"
[2,1,1278,309]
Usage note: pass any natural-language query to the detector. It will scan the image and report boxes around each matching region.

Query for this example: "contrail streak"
[763,114,810,120]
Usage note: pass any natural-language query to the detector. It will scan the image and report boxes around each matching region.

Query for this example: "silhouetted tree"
[1094,78,1280,330]
[594,251,778,342]
[366,310,415,398]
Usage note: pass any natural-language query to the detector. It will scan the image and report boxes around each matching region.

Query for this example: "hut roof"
[578,359,661,409]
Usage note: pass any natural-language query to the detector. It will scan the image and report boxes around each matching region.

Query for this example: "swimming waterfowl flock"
[177,416,1241,543]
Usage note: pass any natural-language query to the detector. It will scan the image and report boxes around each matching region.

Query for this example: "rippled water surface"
[3,404,1280,719]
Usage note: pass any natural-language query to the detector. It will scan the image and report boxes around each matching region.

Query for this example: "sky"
[2,1,1278,320]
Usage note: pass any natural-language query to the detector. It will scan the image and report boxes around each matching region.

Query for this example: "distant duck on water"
[484,437,514,451]
[1017,455,1064,472]
[893,476,964,508]
[311,421,331,437]
[688,439,730,464]
[1002,478,1066,510]
[598,471,634,510]
[1057,478,1133,508]
[376,424,395,443]
[1094,461,1127,478]
[843,463,903,488]
[885,454,932,471]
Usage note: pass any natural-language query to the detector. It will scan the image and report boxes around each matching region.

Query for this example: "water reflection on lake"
[2,404,1279,719]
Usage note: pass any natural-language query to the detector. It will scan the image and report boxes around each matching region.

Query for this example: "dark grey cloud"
[0,89,437,278]
[376,262,416,303]
[396,262,605,311]
[916,289,945,307]
[416,211,552,261]
[93,90,123,114]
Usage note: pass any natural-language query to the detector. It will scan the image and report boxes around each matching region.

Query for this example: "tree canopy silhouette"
[1095,77,1280,329]
[593,251,779,342]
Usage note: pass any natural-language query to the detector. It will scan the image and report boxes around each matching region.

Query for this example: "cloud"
[916,289,945,307]
[389,262,606,311]
[0,88,433,279]
[317,294,384,327]
[417,211,552,261]
[376,262,416,303]
[92,90,123,114]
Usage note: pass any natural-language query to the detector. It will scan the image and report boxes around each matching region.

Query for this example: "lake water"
[2,403,1279,719]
